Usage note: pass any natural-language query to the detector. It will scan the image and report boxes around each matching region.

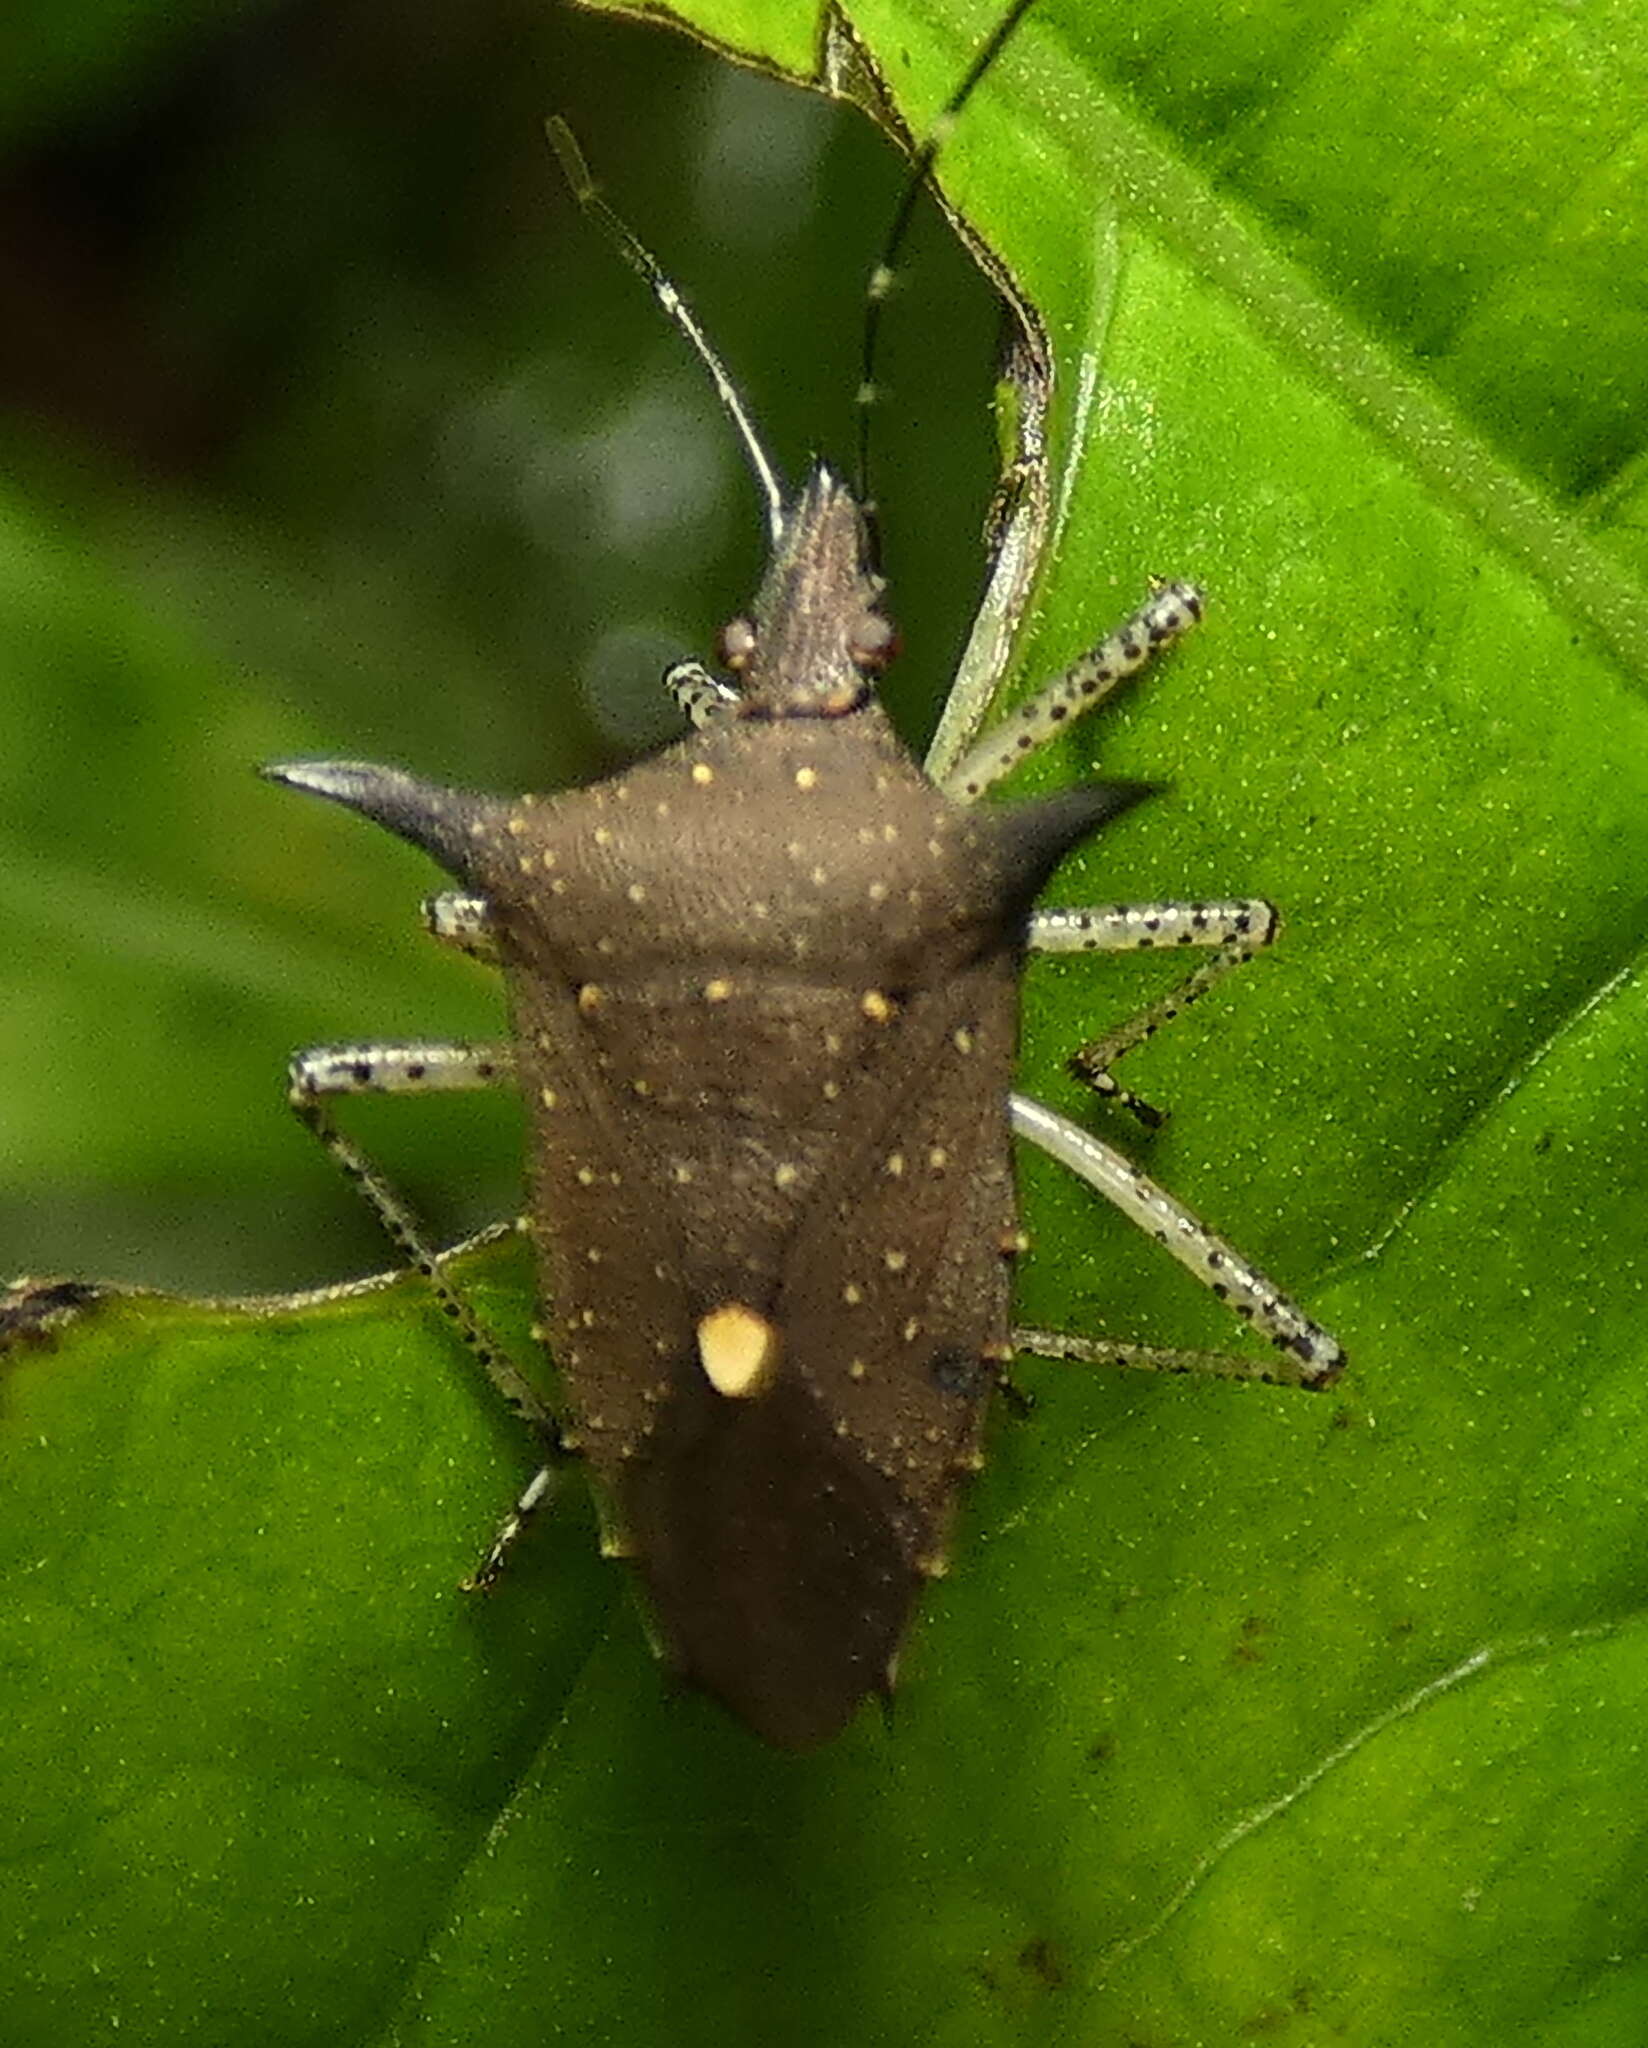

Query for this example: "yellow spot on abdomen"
[697,1303,781,1400]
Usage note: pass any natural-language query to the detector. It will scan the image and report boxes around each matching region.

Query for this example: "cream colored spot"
[631,1077,652,1097]
[928,1146,949,1170]
[861,990,894,1023]
[691,763,714,786]
[518,854,537,875]
[822,1079,841,1101]
[842,1282,862,1306]
[847,1358,868,1381]
[794,766,818,790]
[551,877,568,896]
[697,1303,781,1400]
[823,1031,843,1055]
[577,984,603,1015]
[539,1086,558,1108]
[593,826,613,847]
[505,816,527,838]
[576,1166,595,1186]
[884,1249,908,1273]
[655,799,671,818]
[704,979,733,1003]
[626,883,646,904]
[867,881,888,904]
[672,1163,695,1186]
[580,1309,598,1328]
[885,1152,905,1178]
[954,1026,975,1053]
[586,1248,603,1265]
[810,865,829,886]
[596,936,615,955]
[902,1317,921,1342]
[882,823,899,844]
[773,1163,800,1190]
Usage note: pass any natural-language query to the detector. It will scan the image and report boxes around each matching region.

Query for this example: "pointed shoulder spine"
[984,779,1162,906]
[261,760,502,883]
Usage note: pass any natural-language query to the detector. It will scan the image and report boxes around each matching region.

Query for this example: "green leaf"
[6,1,1647,2044]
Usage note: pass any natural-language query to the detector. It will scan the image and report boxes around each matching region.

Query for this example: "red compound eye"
[717,616,757,672]
[848,611,899,674]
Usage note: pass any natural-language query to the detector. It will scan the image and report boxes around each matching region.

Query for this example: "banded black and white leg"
[942,579,1344,1386]
[942,580,1275,1118]
[666,658,740,731]
[288,953,567,1584]
[939,579,1206,803]
[287,1036,533,1403]
[1008,1096,1343,1386]
[1028,898,1277,1125]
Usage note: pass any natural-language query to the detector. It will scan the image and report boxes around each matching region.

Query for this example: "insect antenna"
[854,0,1040,515]
[546,115,787,548]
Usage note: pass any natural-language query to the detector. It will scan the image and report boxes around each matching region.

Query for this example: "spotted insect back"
[288,635,1149,1745]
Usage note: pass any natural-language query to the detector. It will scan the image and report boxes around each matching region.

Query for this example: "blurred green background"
[1,0,1002,1295]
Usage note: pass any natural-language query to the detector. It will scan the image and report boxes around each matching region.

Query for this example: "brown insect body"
[299,472,1147,1747]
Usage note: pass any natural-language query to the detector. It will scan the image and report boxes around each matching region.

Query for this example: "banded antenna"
[546,116,787,549]
[855,0,1041,506]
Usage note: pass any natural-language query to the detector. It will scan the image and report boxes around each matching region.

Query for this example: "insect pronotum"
[263,0,1345,1751]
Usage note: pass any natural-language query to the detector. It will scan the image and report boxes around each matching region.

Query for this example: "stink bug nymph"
[263,2,1345,1751]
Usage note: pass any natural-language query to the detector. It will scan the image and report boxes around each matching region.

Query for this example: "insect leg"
[1009,1092,1344,1388]
[462,1462,558,1592]
[940,580,1204,804]
[424,890,499,964]
[1010,1326,1329,1389]
[665,658,740,730]
[288,1039,559,1436]
[1028,899,1276,1125]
